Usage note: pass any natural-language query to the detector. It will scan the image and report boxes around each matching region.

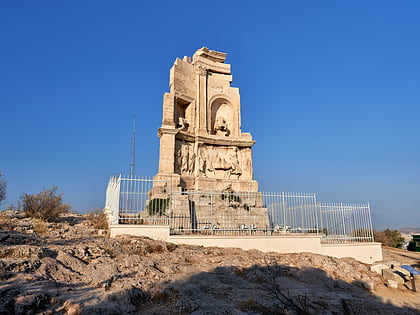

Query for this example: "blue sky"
[1,1,419,229]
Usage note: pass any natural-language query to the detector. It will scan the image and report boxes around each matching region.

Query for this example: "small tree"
[0,171,6,207]
[20,186,70,222]
[374,229,405,248]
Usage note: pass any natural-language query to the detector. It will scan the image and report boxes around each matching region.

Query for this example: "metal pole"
[410,273,416,292]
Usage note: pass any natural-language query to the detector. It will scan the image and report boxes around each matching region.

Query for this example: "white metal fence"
[105,175,374,243]
[319,202,374,243]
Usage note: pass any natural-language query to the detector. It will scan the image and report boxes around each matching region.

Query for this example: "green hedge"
[148,198,169,216]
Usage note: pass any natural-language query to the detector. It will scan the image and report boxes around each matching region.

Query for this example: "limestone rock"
[382,269,405,284]
[0,211,418,314]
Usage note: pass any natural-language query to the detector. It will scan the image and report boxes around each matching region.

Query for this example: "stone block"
[382,269,404,284]
[370,264,389,275]
[387,279,399,288]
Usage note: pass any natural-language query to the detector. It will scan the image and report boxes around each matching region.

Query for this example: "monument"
[146,47,269,230]
[154,47,258,193]
[105,48,383,264]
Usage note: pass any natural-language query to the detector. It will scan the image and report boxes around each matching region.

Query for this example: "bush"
[19,186,70,222]
[87,208,109,230]
[148,198,168,216]
[0,171,6,207]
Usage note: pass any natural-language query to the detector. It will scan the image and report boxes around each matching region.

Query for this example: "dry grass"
[87,208,109,230]
[0,213,13,231]
[33,219,48,234]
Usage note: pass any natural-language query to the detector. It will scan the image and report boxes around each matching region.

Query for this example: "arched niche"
[174,97,192,131]
[208,97,238,137]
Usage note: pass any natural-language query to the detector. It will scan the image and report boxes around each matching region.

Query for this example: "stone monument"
[154,47,258,193]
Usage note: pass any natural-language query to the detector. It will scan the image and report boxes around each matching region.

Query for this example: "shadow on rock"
[136,262,420,315]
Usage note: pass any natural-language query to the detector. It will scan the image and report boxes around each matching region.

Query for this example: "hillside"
[400,228,420,235]
[0,211,419,314]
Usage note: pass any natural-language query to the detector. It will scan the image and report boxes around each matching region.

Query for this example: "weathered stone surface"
[382,268,405,284]
[154,47,258,193]
[371,263,390,274]
[145,48,270,231]
[0,211,418,314]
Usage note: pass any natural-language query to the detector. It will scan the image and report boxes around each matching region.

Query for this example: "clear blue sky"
[1,1,419,229]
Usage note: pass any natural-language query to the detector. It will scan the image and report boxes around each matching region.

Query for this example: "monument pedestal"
[193,177,258,193]
[153,172,181,188]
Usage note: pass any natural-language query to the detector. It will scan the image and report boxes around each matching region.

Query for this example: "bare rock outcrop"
[0,210,419,314]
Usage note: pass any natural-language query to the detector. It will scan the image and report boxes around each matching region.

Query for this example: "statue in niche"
[177,117,189,131]
[214,116,230,136]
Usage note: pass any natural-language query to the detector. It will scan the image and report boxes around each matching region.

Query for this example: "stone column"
[195,65,208,134]
[157,128,177,174]
[162,93,175,128]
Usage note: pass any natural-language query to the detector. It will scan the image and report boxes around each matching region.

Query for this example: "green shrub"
[148,198,169,216]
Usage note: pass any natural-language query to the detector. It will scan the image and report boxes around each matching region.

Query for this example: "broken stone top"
[193,47,227,64]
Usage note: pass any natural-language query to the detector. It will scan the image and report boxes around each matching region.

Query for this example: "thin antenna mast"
[130,114,136,178]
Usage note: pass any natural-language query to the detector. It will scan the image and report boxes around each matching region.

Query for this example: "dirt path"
[382,246,420,266]
[373,247,420,310]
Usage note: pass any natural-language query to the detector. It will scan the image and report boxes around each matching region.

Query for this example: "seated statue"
[177,117,189,131]
[214,117,229,136]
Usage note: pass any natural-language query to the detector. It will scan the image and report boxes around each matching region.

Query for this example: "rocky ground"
[0,211,419,315]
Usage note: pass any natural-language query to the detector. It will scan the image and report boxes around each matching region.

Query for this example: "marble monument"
[154,47,258,193]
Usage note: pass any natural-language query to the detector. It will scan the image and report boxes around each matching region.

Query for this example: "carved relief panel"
[197,144,252,180]
[175,140,195,176]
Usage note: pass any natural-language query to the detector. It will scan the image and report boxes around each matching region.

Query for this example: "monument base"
[153,172,181,188]
[153,173,258,193]
[193,177,258,193]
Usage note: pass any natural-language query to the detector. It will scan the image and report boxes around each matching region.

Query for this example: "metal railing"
[104,175,374,243]
[319,202,374,243]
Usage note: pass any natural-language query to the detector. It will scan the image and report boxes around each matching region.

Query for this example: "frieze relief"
[176,140,252,180]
